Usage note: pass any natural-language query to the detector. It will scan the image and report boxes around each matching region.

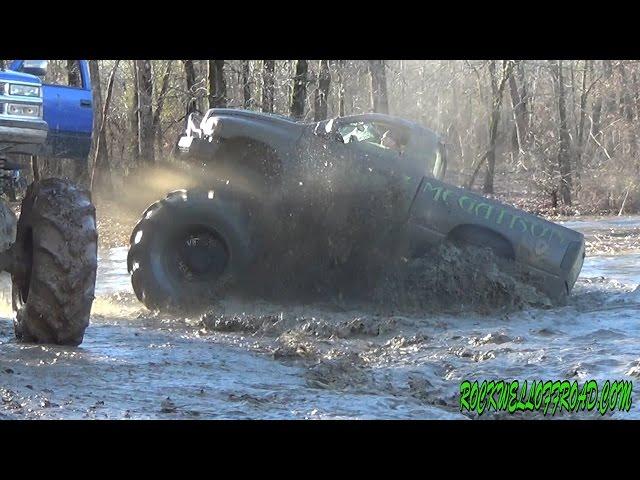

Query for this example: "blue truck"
[0,59,97,346]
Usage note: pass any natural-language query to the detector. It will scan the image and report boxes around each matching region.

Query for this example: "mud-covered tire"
[11,178,97,346]
[127,189,252,312]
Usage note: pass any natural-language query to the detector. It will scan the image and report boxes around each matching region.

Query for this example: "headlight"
[9,84,41,97]
[6,103,41,118]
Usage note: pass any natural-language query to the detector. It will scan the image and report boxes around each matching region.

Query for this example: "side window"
[338,121,410,155]
[376,123,409,154]
[338,122,382,145]
[43,60,83,88]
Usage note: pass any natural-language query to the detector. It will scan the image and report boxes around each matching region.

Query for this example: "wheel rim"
[165,226,228,283]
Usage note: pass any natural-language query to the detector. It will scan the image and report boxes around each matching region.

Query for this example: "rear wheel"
[11,178,97,345]
[127,189,251,312]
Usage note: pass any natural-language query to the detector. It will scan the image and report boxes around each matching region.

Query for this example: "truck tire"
[127,189,251,312]
[12,178,97,346]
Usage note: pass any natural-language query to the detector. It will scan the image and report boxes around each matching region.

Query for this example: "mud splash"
[225,156,551,314]
[2,215,640,419]
[369,243,551,314]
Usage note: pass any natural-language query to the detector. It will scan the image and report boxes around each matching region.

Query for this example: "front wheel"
[12,178,98,345]
[127,189,252,312]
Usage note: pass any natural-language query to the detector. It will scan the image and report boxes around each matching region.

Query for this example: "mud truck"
[127,109,585,310]
[0,60,97,345]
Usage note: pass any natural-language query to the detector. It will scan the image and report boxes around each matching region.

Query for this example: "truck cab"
[0,60,93,160]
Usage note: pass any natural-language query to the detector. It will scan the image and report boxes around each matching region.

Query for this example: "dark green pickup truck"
[127,109,585,310]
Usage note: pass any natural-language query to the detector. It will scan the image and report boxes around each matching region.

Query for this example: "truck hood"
[0,69,42,85]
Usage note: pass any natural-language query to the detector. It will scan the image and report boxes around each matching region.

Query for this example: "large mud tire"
[127,189,251,312]
[12,178,97,346]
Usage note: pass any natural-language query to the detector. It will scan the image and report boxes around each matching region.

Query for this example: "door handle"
[80,99,92,107]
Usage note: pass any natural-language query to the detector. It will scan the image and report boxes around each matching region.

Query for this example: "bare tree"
[130,60,140,165]
[482,61,512,194]
[368,60,389,114]
[242,60,251,108]
[466,61,513,193]
[208,60,227,109]
[91,60,120,192]
[262,60,275,113]
[67,60,81,88]
[290,60,308,119]
[87,60,107,188]
[550,60,572,205]
[575,59,594,184]
[508,61,529,153]
[337,60,346,116]
[153,60,173,151]
[590,60,614,143]
[314,60,331,121]
[183,60,198,116]
[136,60,155,165]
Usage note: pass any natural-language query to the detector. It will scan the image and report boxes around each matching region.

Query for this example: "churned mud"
[2,200,640,418]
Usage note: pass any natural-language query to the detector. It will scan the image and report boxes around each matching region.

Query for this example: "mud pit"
[2,215,640,419]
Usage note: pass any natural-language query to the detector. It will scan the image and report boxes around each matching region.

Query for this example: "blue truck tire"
[11,178,98,345]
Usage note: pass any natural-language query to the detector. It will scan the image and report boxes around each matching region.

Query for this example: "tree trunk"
[314,60,331,121]
[337,60,346,117]
[590,60,613,142]
[242,60,251,108]
[575,60,591,185]
[136,60,155,165]
[67,60,81,88]
[508,61,529,153]
[550,60,572,206]
[482,60,512,194]
[67,60,87,180]
[261,60,275,113]
[368,60,389,113]
[91,60,120,192]
[603,60,615,115]
[618,62,636,160]
[130,60,139,166]
[183,60,198,116]
[290,60,308,119]
[632,70,640,119]
[618,62,635,122]
[208,60,227,109]
[153,61,173,153]
[515,62,530,133]
[87,60,108,189]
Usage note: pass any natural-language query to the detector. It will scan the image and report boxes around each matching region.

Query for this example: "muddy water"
[1,216,640,419]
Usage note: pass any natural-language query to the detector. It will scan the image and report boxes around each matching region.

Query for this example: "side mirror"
[21,60,48,78]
